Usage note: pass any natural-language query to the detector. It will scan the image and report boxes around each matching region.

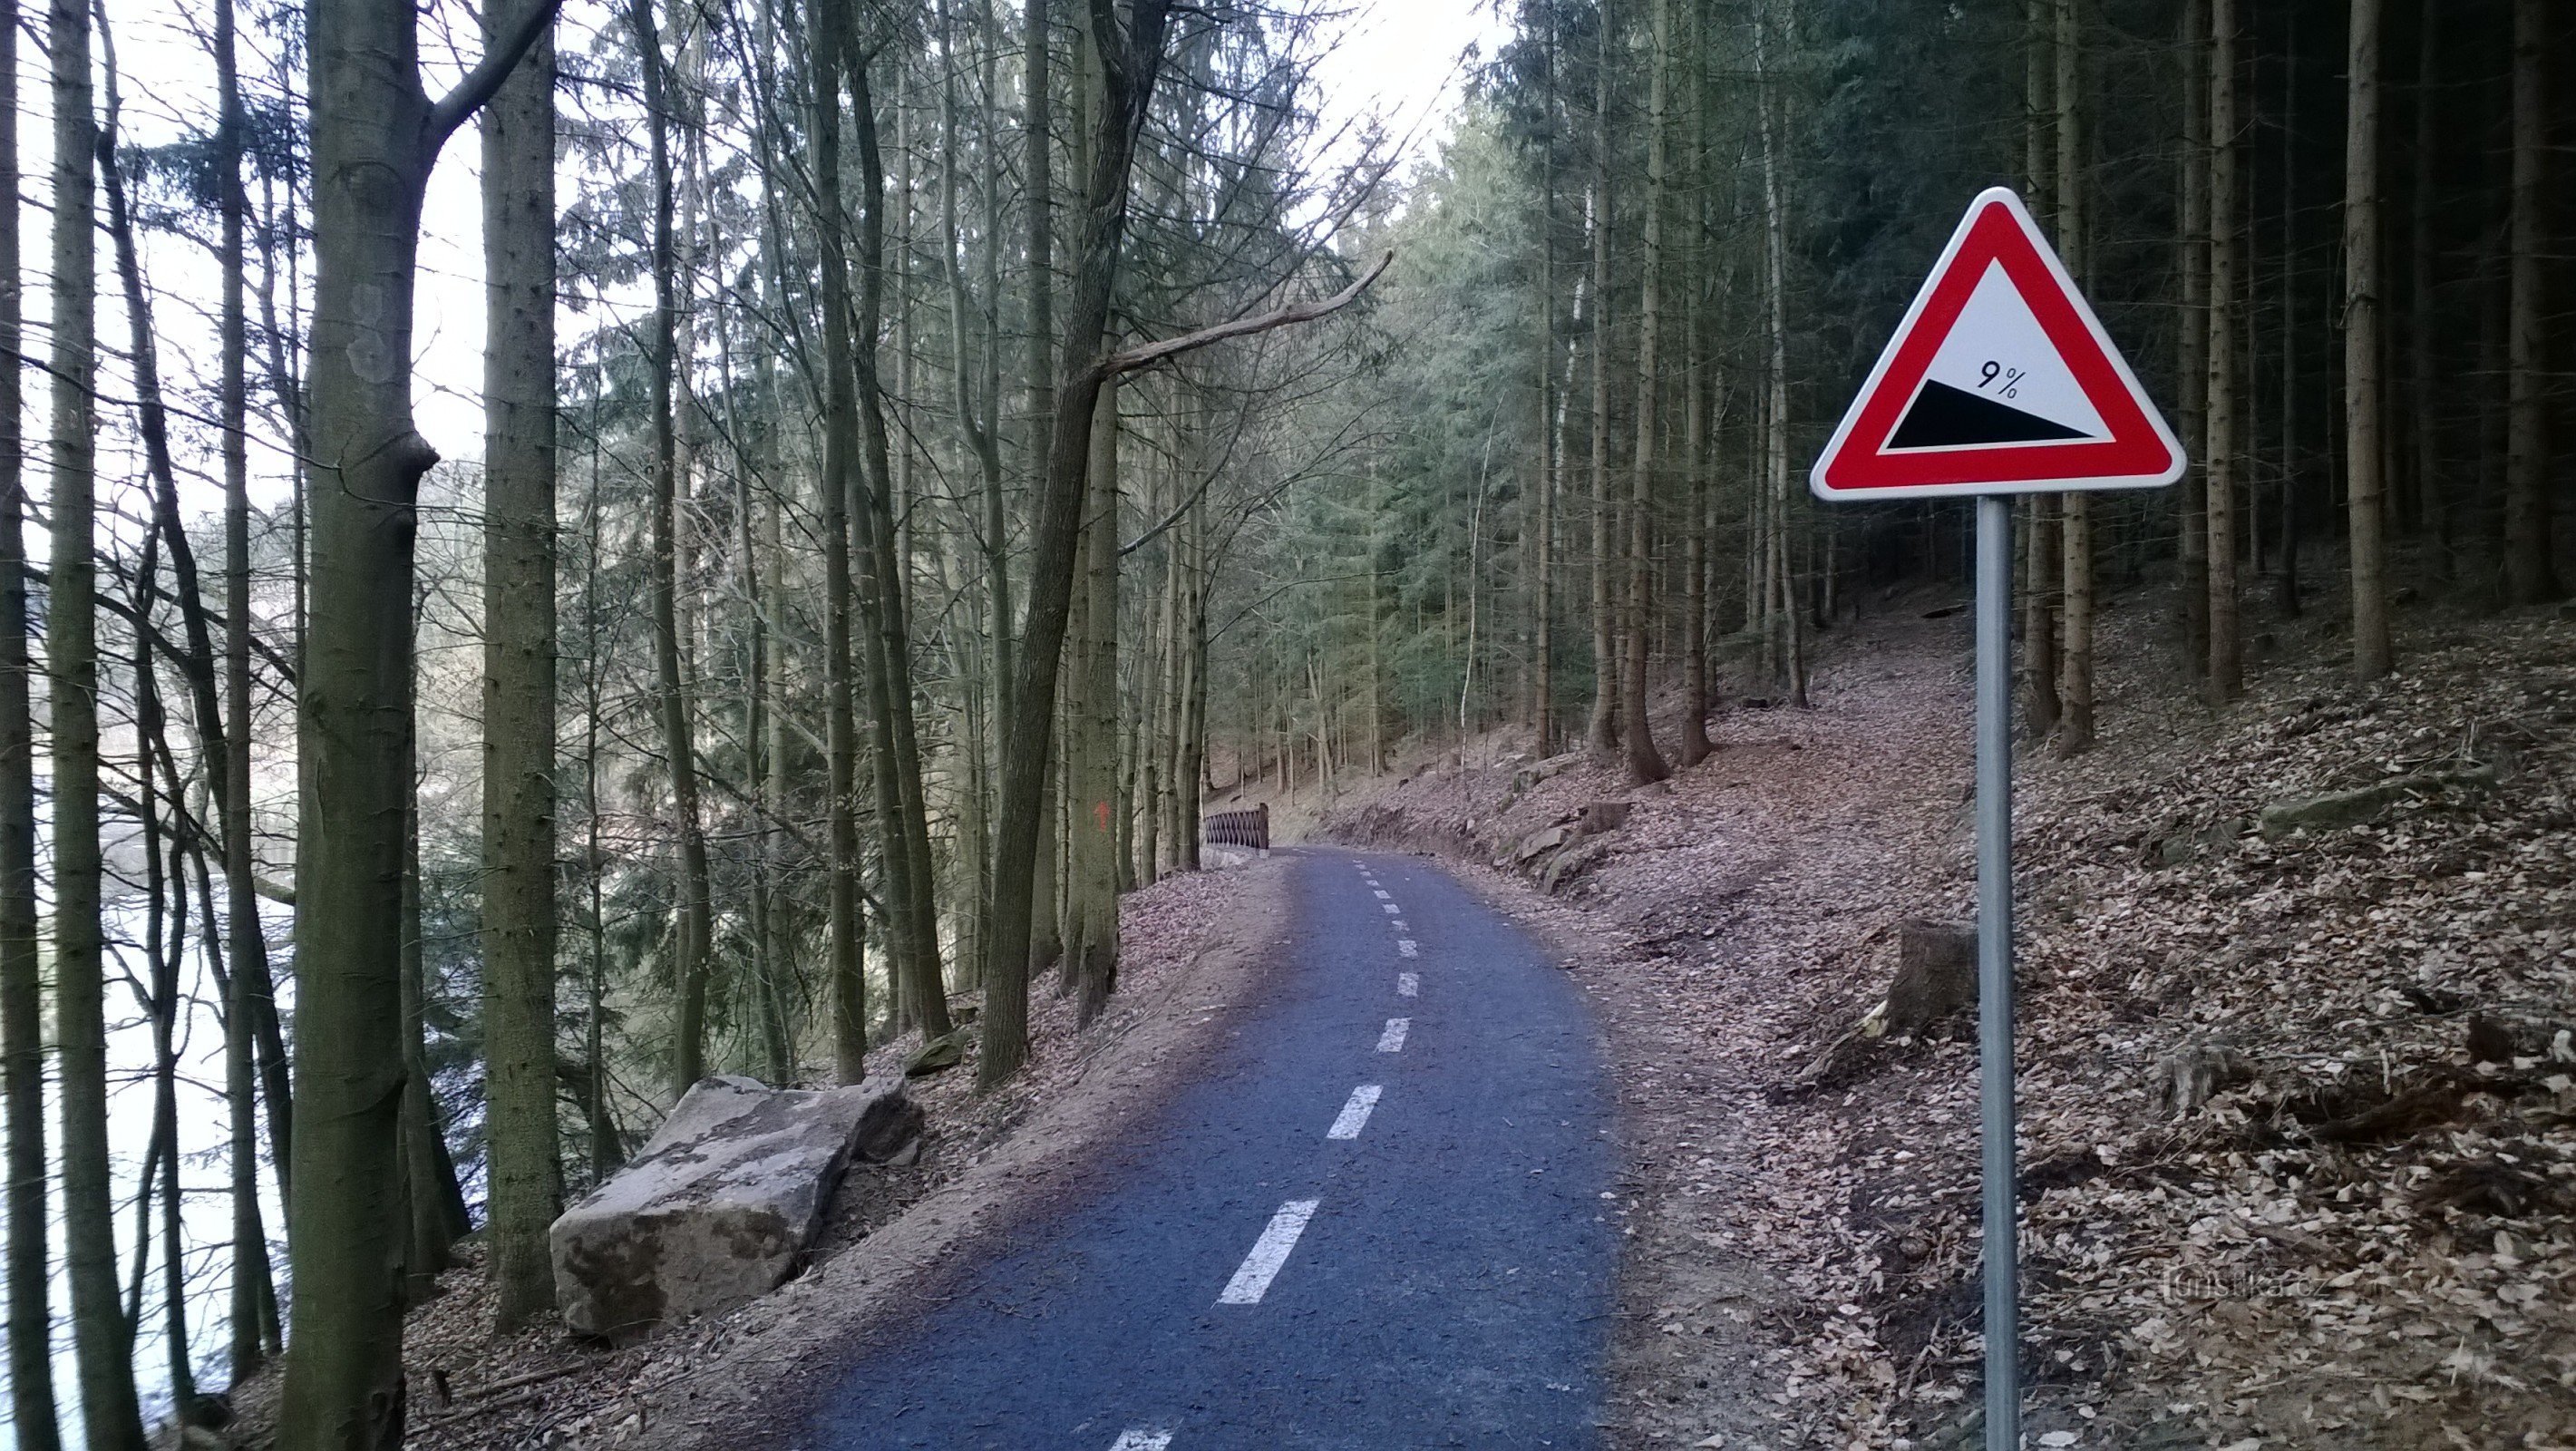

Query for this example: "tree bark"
[2177,0,2211,674]
[285,0,549,1439]
[50,0,145,1436]
[634,0,717,1095]
[849,52,953,1043]
[1583,48,1619,758]
[1066,381,1123,1023]
[0,0,55,1431]
[2502,0,2557,606]
[812,0,870,1082]
[2054,0,2095,754]
[2345,0,2392,675]
[1623,0,1672,785]
[481,5,562,1329]
[982,0,1176,1088]
[2206,0,2244,702]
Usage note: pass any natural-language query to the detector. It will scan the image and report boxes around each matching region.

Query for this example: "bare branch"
[425,0,561,153]
[1100,249,1393,379]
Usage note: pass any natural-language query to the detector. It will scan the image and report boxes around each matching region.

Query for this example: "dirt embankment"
[223,860,1286,1451]
[1318,590,2576,1450]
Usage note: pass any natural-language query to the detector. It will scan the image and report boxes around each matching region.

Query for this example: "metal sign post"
[1973,495,2017,1450]
[1808,189,2184,1451]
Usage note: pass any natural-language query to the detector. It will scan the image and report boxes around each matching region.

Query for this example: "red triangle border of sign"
[1812,189,2182,499]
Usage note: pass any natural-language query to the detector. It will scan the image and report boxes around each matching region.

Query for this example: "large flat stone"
[549,1074,921,1340]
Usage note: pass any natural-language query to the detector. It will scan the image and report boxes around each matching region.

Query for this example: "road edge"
[628,856,1297,1450]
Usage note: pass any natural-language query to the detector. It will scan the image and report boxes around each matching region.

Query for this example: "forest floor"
[1308,581,2576,1450]
[219,857,1282,1451]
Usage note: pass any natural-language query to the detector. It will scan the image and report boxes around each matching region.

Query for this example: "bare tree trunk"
[812,0,869,1082]
[2021,0,2062,735]
[481,4,561,1329]
[1755,5,1799,708]
[2205,0,2244,702]
[2410,0,2445,584]
[1622,0,1673,785]
[398,769,453,1300]
[983,0,1177,1088]
[284,4,546,1436]
[1583,58,1619,758]
[2278,12,2304,618]
[2055,0,2095,754]
[133,607,197,1416]
[2502,0,2557,606]
[0,0,56,1431]
[210,0,282,1385]
[1066,381,1123,1024]
[2344,0,2392,675]
[2177,0,2210,673]
[850,53,953,1043]
[634,0,716,1094]
[51,0,144,1435]
[582,378,626,1169]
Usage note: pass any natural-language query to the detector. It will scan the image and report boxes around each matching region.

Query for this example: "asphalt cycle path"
[797,848,1615,1451]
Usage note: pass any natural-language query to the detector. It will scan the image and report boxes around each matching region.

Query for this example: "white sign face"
[1811,188,2183,501]
[1903,261,2111,450]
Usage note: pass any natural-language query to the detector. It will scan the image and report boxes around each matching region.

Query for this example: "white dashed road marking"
[1381,902,1399,915]
[1373,889,1390,900]
[1392,920,1408,932]
[1108,1431,1172,1451]
[1327,1085,1383,1139]
[1397,971,1418,997]
[1377,1018,1410,1052]
[1219,1200,1320,1305]
[1397,939,1417,958]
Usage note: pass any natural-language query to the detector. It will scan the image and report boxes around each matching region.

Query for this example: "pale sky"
[403,0,1511,457]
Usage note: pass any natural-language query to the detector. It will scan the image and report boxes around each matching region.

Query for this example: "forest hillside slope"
[1317,590,2576,1449]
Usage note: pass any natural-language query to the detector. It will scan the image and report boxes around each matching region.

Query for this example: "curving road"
[791,849,1615,1451]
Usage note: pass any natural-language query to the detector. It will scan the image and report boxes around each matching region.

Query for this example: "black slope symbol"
[1888,379,2093,450]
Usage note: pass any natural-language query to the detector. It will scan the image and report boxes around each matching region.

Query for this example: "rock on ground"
[549,1074,921,1341]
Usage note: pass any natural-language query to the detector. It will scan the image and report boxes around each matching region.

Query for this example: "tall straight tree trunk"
[212,0,279,1385]
[285,2,545,1439]
[1533,222,1559,757]
[2502,0,2557,606]
[1674,0,1713,767]
[2021,0,2061,735]
[1622,0,1672,786]
[634,0,716,1095]
[1583,52,1619,757]
[50,0,145,1436]
[2205,0,2244,702]
[1754,5,1797,706]
[2055,0,2095,754]
[481,5,561,1329]
[2344,0,2392,674]
[812,0,869,1082]
[2278,13,2304,618]
[131,651,195,1417]
[2410,1,2445,583]
[2178,0,2211,674]
[145,765,195,1419]
[1065,381,1122,1024]
[1533,10,1560,758]
[849,54,953,1043]
[0,0,56,1432]
[581,381,626,1168]
[983,0,1177,1088]
[1003,0,1047,779]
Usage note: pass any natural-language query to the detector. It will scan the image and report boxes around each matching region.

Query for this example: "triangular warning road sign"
[1811,188,2183,502]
